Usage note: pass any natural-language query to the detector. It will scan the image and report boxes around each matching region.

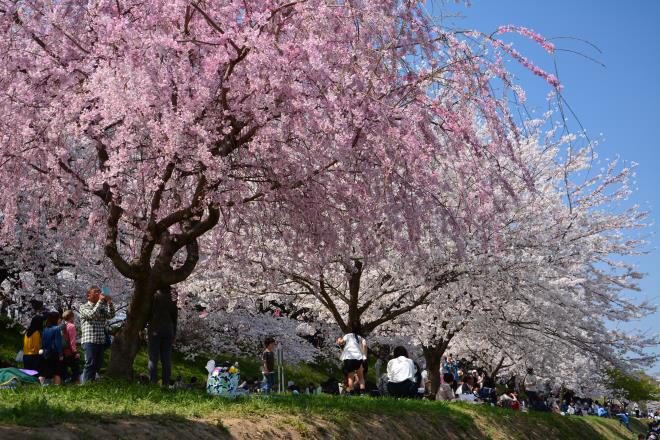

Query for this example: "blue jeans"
[148,331,173,385]
[262,372,276,393]
[82,343,105,383]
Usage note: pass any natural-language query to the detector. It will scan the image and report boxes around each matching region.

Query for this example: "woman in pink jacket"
[61,310,81,384]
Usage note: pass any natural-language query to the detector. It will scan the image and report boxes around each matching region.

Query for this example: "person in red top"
[61,310,81,384]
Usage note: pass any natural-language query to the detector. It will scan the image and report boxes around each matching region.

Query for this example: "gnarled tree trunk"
[422,338,452,396]
[107,279,155,378]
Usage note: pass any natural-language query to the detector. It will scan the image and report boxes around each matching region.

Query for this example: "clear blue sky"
[432,0,660,374]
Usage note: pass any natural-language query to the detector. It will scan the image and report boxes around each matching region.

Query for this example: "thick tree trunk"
[347,260,362,331]
[422,339,451,396]
[107,279,155,378]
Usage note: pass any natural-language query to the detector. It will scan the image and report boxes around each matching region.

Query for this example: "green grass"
[0,382,647,439]
[0,316,22,364]
[0,380,448,424]
[128,347,337,387]
[0,320,650,439]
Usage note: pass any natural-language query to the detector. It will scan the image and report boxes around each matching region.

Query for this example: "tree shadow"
[1,396,230,439]
[0,392,642,439]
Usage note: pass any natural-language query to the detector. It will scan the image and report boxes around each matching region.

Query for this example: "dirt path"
[0,413,480,440]
[0,411,634,440]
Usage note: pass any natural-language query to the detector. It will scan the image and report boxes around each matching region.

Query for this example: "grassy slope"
[0,383,647,439]
[0,318,648,439]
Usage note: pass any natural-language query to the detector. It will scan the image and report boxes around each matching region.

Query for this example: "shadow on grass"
[0,383,639,439]
[450,403,638,440]
[1,394,232,440]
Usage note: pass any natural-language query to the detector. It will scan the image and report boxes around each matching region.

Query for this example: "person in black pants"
[386,346,417,398]
[147,286,178,386]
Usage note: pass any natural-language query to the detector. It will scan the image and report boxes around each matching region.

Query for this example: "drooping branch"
[362,269,464,333]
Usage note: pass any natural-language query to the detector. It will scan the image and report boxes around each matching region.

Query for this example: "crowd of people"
[16,285,178,386]
[10,286,658,438]
[18,286,115,385]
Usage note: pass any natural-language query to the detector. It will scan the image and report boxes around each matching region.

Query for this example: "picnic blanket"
[0,367,39,388]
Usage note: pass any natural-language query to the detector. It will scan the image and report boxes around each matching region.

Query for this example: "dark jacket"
[148,289,178,336]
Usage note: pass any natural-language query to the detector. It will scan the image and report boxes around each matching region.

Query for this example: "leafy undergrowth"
[129,349,337,388]
[0,382,647,440]
[0,316,22,365]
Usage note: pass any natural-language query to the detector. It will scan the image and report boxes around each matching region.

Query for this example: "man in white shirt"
[386,346,417,398]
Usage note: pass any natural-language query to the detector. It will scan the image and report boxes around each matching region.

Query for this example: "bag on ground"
[206,361,240,397]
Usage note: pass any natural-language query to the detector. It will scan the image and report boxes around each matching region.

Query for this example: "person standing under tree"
[41,311,64,385]
[147,286,178,386]
[337,323,368,395]
[22,315,44,383]
[80,286,115,383]
[60,310,81,384]
[261,337,276,393]
[524,368,540,405]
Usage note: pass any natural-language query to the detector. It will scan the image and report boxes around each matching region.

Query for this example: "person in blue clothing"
[41,311,64,385]
[443,353,459,383]
[617,411,632,431]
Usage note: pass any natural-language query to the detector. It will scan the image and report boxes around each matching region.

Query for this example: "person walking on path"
[337,323,368,395]
[80,286,115,383]
[147,286,178,386]
[61,310,81,384]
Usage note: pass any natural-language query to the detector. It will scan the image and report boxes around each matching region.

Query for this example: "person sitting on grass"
[436,372,456,401]
[498,389,520,410]
[287,380,301,394]
[186,376,198,390]
[386,346,417,398]
[616,411,632,432]
[456,375,477,402]
[171,375,183,389]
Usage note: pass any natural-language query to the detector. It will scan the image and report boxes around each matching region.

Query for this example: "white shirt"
[526,374,539,392]
[340,334,365,361]
[386,356,417,383]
